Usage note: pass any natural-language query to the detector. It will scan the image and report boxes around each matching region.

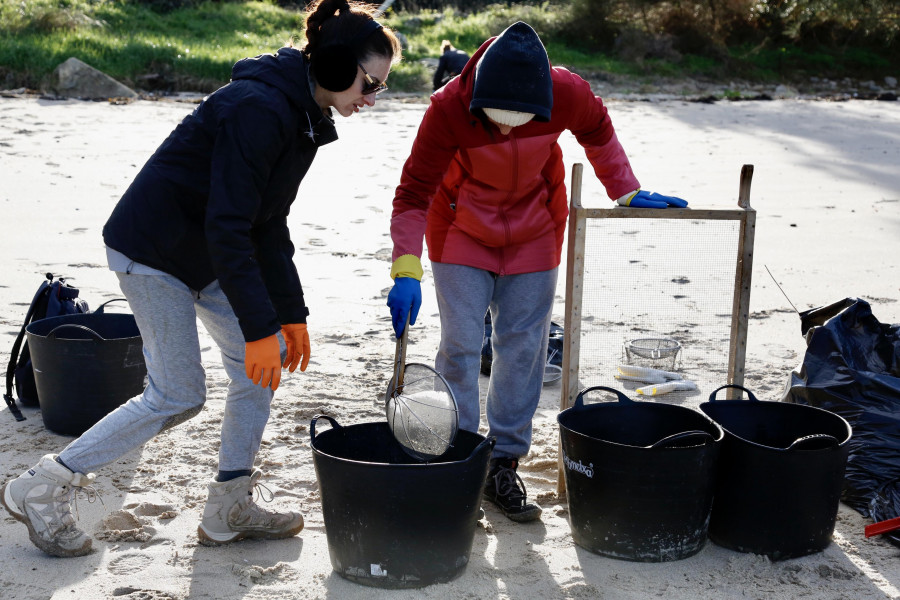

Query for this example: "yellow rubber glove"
[281,323,311,373]
[245,333,282,391]
[390,254,424,281]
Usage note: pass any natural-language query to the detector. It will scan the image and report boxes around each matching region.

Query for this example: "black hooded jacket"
[103,47,337,342]
[433,48,470,90]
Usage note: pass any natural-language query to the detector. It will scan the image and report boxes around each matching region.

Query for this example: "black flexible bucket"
[557,386,723,562]
[25,300,146,436]
[699,384,852,560]
[310,415,494,588]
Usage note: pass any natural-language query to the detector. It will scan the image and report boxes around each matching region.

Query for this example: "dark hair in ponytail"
[302,0,402,92]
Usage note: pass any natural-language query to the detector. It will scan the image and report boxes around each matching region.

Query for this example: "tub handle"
[786,434,839,450]
[574,385,633,409]
[472,436,497,456]
[46,324,105,341]
[649,430,714,449]
[708,384,759,402]
[93,298,129,314]
[310,414,340,442]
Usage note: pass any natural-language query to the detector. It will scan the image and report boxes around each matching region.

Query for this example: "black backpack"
[4,274,89,421]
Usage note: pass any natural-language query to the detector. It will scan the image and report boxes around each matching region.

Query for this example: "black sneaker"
[483,457,542,522]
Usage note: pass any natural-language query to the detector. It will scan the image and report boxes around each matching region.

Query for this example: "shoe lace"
[252,480,275,504]
[241,480,281,520]
[492,465,528,507]
[57,483,102,527]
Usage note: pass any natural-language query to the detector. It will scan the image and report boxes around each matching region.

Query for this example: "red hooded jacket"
[391,38,640,276]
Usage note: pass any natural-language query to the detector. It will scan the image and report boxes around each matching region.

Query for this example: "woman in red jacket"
[387,22,685,522]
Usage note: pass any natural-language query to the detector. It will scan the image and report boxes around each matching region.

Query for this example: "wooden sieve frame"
[557,163,756,495]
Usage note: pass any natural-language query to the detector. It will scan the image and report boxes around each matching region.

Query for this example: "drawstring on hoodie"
[304,112,316,142]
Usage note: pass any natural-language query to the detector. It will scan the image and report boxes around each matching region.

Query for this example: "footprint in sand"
[372,248,392,262]
[110,586,178,599]
[107,552,154,575]
[767,345,797,360]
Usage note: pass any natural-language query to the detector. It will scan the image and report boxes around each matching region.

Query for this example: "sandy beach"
[1,92,899,599]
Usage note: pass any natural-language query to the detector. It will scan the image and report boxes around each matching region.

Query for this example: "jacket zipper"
[498,132,517,276]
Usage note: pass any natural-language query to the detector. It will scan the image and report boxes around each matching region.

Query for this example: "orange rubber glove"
[281,323,311,372]
[245,333,282,391]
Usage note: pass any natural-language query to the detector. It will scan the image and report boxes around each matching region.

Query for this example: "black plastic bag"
[869,478,900,546]
[783,297,900,546]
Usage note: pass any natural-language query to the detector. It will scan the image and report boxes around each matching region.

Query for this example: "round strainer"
[386,363,459,461]
[624,337,682,370]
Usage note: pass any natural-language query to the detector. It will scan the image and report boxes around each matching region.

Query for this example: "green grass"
[736,44,893,80]
[0,0,304,91]
[0,1,674,93]
[0,1,896,94]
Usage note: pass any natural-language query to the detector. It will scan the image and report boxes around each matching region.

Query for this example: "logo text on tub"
[563,453,594,478]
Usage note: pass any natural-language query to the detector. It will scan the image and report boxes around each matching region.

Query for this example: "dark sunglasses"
[358,62,388,95]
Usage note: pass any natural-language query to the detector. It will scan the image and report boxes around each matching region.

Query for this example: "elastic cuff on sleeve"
[616,189,640,206]
[390,254,424,281]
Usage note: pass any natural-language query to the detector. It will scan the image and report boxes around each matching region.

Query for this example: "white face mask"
[483,108,535,127]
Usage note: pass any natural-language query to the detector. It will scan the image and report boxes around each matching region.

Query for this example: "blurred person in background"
[433,39,470,91]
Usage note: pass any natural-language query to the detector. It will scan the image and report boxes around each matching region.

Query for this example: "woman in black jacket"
[1,0,401,557]
[433,39,470,90]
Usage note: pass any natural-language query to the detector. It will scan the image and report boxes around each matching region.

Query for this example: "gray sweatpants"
[58,271,278,475]
[431,262,557,459]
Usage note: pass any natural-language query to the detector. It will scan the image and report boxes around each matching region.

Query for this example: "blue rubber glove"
[619,190,688,209]
[387,277,421,338]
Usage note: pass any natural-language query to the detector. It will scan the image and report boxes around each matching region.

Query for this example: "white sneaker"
[197,470,303,546]
[1,454,96,557]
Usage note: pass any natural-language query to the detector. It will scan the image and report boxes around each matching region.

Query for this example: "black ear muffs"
[310,44,358,92]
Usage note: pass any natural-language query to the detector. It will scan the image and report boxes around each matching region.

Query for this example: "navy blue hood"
[469,22,553,122]
[231,47,311,109]
[232,47,337,145]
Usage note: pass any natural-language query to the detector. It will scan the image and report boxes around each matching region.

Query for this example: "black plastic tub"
[310,415,494,588]
[699,384,852,560]
[557,386,723,562]
[25,303,146,436]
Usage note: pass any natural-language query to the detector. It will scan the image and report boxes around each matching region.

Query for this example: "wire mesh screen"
[575,216,742,405]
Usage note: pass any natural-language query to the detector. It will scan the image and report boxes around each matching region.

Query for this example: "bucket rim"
[698,400,852,450]
[558,402,724,450]
[310,415,494,467]
[558,422,723,450]
[25,312,141,341]
[700,383,852,450]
